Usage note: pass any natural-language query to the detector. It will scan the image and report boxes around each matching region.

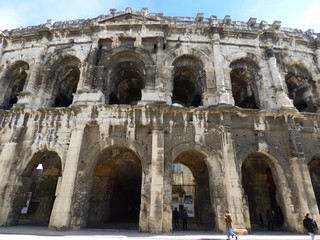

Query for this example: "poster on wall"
[183,194,195,217]
[172,194,180,211]
[21,192,32,214]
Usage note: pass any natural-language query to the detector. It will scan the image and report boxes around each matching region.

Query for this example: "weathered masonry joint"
[0,8,320,234]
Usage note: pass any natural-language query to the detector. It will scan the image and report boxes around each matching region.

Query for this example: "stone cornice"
[0,8,318,45]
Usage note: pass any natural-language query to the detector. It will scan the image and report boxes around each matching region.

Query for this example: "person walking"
[225,211,238,240]
[303,213,318,240]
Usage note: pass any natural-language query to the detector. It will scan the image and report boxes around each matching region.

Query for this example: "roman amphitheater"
[0,7,319,234]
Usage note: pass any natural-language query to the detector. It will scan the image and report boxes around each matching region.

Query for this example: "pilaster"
[284,117,318,232]
[139,65,172,105]
[140,65,173,105]
[212,32,232,106]
[265,48,294,109]
[49,124,85,230]
[0,38,3,63]
[148,128,170,233]
[0,142,19,226]
[314,36,320,70]
[79,41,99,89]
[316,49,320,71]
[73,41,105,106]
[220,113,249,234]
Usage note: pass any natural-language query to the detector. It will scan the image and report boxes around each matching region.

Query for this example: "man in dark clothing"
[173,207,180,230]
[181,209,188,230]
[303,213,318,240]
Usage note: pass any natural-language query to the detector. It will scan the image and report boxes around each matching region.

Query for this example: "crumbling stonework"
[0,8,320,234]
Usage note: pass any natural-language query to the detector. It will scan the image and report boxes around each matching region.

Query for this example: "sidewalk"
[0,226,313,240]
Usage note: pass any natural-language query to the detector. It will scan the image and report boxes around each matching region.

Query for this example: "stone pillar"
[315,37,320,70]
[140,39,172,105]
[289,157,318,232]
[73,42,106,106]
[140,65,173,105]
[148,128,170,233]
[35,68,54,108]
[25,52,44,94]
[220,114,249,234]
[140,65,170,104]
[316,50,320,70]
[212,32,232,106]
[79,41,99,89]
[49,125,85,230]
[284,119,319,232]
[265,48,294,109]
[202,67,217,106]
[0,142,18,226]
[0,38,4,64]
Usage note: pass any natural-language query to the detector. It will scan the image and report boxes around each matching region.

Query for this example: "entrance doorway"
[88,147,142,229]
[242,153,284,230]
[173,151,214,230]
[17,151,62,226]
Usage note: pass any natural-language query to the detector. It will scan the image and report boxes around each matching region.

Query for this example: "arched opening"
[308,155,320,211]
[48,56,80,108]
[172,55,204,107]
[109,53,145,105]
[284,64,317,112]
[230,58,260,109]
[15,151,61,226]
[88,147,142,229]
[172,151,213,230]
[0,61,29,110]
[242,153,284,230]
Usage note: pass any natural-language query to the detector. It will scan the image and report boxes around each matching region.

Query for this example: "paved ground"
[0,226,315,240]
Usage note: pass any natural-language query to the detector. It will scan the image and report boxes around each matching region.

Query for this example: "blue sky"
[0,0,319,32]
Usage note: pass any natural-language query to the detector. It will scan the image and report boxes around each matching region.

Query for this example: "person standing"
[181,209,188,230]
[225,211,238,240]
[173,207,180,230]
[266,209,274,230]
[303,213,318,240]
[259,212,264,228]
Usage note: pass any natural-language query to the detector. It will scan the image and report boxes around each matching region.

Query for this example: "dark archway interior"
[50,56,80,108]
[108,53,145,105]
[285,64,316,112]
[308,156,320,211]
[230,58,260,109]
[242,153,284,230]
[88,147,142,229]
[109,61,144,105]
[1,61,29,110]
[16,151,61,226]
[173,151,213,229]
[172,56,204,107]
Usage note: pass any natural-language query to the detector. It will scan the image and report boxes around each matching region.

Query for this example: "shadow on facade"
[15,151,62,226]
[242,153,284,231]
[87,147,142,230]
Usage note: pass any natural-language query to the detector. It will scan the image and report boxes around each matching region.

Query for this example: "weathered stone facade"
[0,7,320,234]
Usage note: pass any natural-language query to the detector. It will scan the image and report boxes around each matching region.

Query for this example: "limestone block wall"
[0,8,319,234]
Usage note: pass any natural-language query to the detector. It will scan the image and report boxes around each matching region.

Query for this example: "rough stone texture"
[0,8,320,234]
